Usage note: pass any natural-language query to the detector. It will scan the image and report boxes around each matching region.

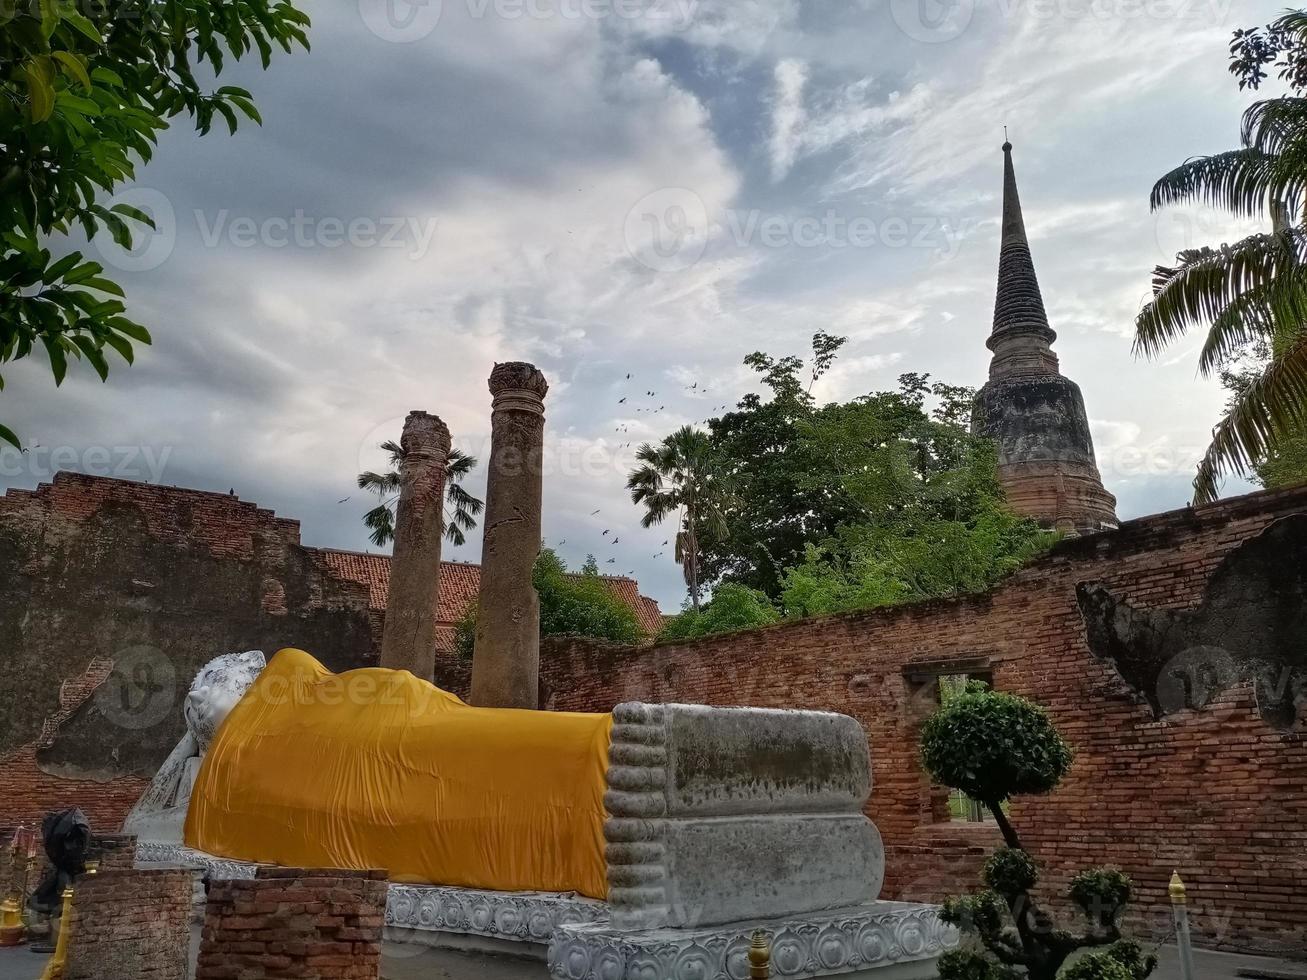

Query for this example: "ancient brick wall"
[540,485,1307,955]
[0,473,376,831]
[88,833,138,872]
[65,869,192,980]
[196,867,387,980]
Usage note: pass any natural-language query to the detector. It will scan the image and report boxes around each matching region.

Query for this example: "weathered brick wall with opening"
[196,867,387,980]
[540,486,1307,955]
[65,868,192,980]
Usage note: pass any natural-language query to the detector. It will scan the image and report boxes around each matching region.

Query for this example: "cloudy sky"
[0,0,1285,609]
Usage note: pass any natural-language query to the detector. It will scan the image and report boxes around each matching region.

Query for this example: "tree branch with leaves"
[1,0,311,447]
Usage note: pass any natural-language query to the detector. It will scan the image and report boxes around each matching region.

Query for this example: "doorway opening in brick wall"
[904,659,995,826]
[938,674,989,822]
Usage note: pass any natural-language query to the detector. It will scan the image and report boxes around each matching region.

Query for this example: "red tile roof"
[317,549,664,638]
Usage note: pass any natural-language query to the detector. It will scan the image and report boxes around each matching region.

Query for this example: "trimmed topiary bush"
[924,683,1155,980]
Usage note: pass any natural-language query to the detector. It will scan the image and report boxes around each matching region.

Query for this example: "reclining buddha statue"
[124,649,956,980]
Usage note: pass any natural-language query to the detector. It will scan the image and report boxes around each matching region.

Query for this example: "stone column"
[470,362,549,709]
[379,411,451,681]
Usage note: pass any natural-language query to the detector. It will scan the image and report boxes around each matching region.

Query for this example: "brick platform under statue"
[65,869,192,980]
[196,867,388,980]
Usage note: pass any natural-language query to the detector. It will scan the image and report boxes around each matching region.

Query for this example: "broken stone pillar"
[470,362,549,709]
[379,411,451,681]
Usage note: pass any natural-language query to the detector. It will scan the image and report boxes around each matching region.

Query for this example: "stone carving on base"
[548,903,959,980]
[388,884,608,945]
[122,651,266,843]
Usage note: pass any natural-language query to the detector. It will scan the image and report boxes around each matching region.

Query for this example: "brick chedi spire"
[973,141,1119,535]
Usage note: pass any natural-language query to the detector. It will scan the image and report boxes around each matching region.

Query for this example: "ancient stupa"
[973,141,1119,534]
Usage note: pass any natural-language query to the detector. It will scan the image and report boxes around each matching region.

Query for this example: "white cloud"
[769,58,809,181]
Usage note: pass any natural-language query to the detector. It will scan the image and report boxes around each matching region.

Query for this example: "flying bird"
[591,509,601,515]
[337,497,351,504]
[619,397,627,404]
[603,530,610,536]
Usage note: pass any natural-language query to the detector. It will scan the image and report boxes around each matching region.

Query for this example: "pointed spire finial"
[990,139,1055,362]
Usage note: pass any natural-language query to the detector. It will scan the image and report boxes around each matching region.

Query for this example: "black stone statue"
[27,808,90,916]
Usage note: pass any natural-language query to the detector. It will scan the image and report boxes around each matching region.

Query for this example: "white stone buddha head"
[184,650,266,752]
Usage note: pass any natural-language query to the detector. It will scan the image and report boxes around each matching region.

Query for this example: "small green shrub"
[1059,953,1136,980]
[1060,941,1157,980]
[657,583,779,641]
[983,848,1038,897]
[1069,868,1134,929]
[937,950,1022,980]
[920,681,1072,806]
[926,686,1152,980]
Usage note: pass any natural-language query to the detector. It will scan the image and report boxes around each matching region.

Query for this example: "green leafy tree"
[357,440,483,547]
[1137,10,1307,502]
[0,0,311,446]
[923,684,1156,980]
[454,549,643,658]
[778,378,1056,617]
[627,425,731,612]
[699,333,863,598]
[657,582,778,642]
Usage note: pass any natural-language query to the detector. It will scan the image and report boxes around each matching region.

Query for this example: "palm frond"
[1242,97,1307,162]
[363,504,396,548]
[1193,334,1307,503]
[358,470,401,494]
[1149,149,1279,219]
[380,440,405,468]
[1136,230,1307,359]
[446,449,478,479]
[446,481,484,516]
[1196,265,1307,376]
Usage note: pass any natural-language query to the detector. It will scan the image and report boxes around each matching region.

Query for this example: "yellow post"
[1170,871,1196,980]
[38,884,74,980]
[749,930,771,980]
[0,895,24,947]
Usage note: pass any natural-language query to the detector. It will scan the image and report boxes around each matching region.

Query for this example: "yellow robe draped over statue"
[185,649,612,899]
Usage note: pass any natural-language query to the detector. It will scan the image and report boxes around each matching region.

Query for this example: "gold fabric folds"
[185,649,612,899]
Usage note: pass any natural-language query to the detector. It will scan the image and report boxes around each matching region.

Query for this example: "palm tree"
[357,441,483,548]
[627,426,729,611]
[1138,11,1307,503]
